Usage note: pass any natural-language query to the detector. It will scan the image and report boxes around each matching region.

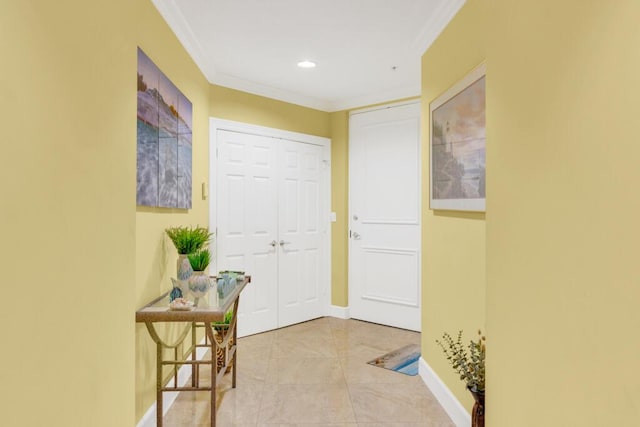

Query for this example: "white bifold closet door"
[216,129,327,337]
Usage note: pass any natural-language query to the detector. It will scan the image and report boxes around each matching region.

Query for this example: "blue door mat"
[367,344,420,376]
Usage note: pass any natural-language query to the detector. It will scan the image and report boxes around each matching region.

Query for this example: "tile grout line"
[250,329,276,426]
[328,318,362,425]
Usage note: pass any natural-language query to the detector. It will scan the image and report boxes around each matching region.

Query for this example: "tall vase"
[468,387,485,427]
[177,255,193,280]
[177,254,193,295]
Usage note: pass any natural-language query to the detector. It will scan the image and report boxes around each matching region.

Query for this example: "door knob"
[279,240,291,246]
[269,240,277,247]
[352,232,361,240]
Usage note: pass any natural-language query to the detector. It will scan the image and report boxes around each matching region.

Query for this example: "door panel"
[349,102,421,331]
[216,130,279,337]
[362,119,420,223]
[362,247,419,306]
[278,140,325,328]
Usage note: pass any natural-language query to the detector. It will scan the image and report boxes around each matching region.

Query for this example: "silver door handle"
[352,232,361,240]
[279,240,291,246]
[269,240,278,247]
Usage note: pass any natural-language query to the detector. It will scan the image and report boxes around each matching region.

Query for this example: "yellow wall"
[133,0,213,420]
[0,1,136,426]
[486,0,640,425]
[420,0,486,412]
[210,85,330,137]
[330,111,349,306]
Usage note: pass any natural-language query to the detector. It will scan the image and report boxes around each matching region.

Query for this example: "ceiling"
[151,0,466,112]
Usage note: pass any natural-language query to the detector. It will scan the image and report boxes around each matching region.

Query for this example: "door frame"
[347,100,422,329]
[209,118,332,319]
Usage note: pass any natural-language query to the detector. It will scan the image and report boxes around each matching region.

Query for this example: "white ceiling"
[151,0,466,112]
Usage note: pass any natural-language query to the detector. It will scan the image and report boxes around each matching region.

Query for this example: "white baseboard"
[136,341,209,427]
[327,304,350,319]
[419,357,471,427]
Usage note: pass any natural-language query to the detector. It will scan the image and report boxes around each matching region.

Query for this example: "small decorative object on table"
[217,271,243,299]
[168,297,194,311]
[169,278,183,302]
[187,249,212,298]
[436,330,486,427]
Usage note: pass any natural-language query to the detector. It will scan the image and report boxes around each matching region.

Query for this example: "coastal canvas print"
[137,47,192,208]
[430,64,485,212]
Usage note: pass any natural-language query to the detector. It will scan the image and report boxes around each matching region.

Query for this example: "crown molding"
[151,0,460,113]
[150,0,217,82]
[410,0,467,56]
[326,84,420,112]
[151,0,332,111]
[212,73,333,112]
[213,73,419,113]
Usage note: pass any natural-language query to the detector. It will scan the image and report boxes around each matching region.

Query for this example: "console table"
[136,276,250,427]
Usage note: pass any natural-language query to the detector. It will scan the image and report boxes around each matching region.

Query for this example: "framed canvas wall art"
[137,47,192,209]
[430,63,486,212]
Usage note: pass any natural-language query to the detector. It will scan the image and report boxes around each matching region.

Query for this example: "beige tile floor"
[164,317,454,427]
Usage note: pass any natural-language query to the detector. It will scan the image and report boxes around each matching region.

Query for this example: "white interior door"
[213,121,330,337]
[349,102,421,331]
[278,140,326,327]
[216,130,279,337]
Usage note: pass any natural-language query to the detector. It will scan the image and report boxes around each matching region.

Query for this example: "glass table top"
[136,276,250,323]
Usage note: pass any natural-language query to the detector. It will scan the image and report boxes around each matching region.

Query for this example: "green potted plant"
[187,249,211,298]
[165,226,213,280]
[436,330,486,427]
[213,310,233,331]
[165,225,212,254]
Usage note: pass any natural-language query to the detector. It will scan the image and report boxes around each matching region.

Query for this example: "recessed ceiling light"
[297,60,316,68]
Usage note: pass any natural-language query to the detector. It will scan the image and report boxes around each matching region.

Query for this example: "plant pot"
[188,271,210,298]
[177,254,193,281]
[176,255,193,295]
[213,324,234,373]
[467,386,485,427]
